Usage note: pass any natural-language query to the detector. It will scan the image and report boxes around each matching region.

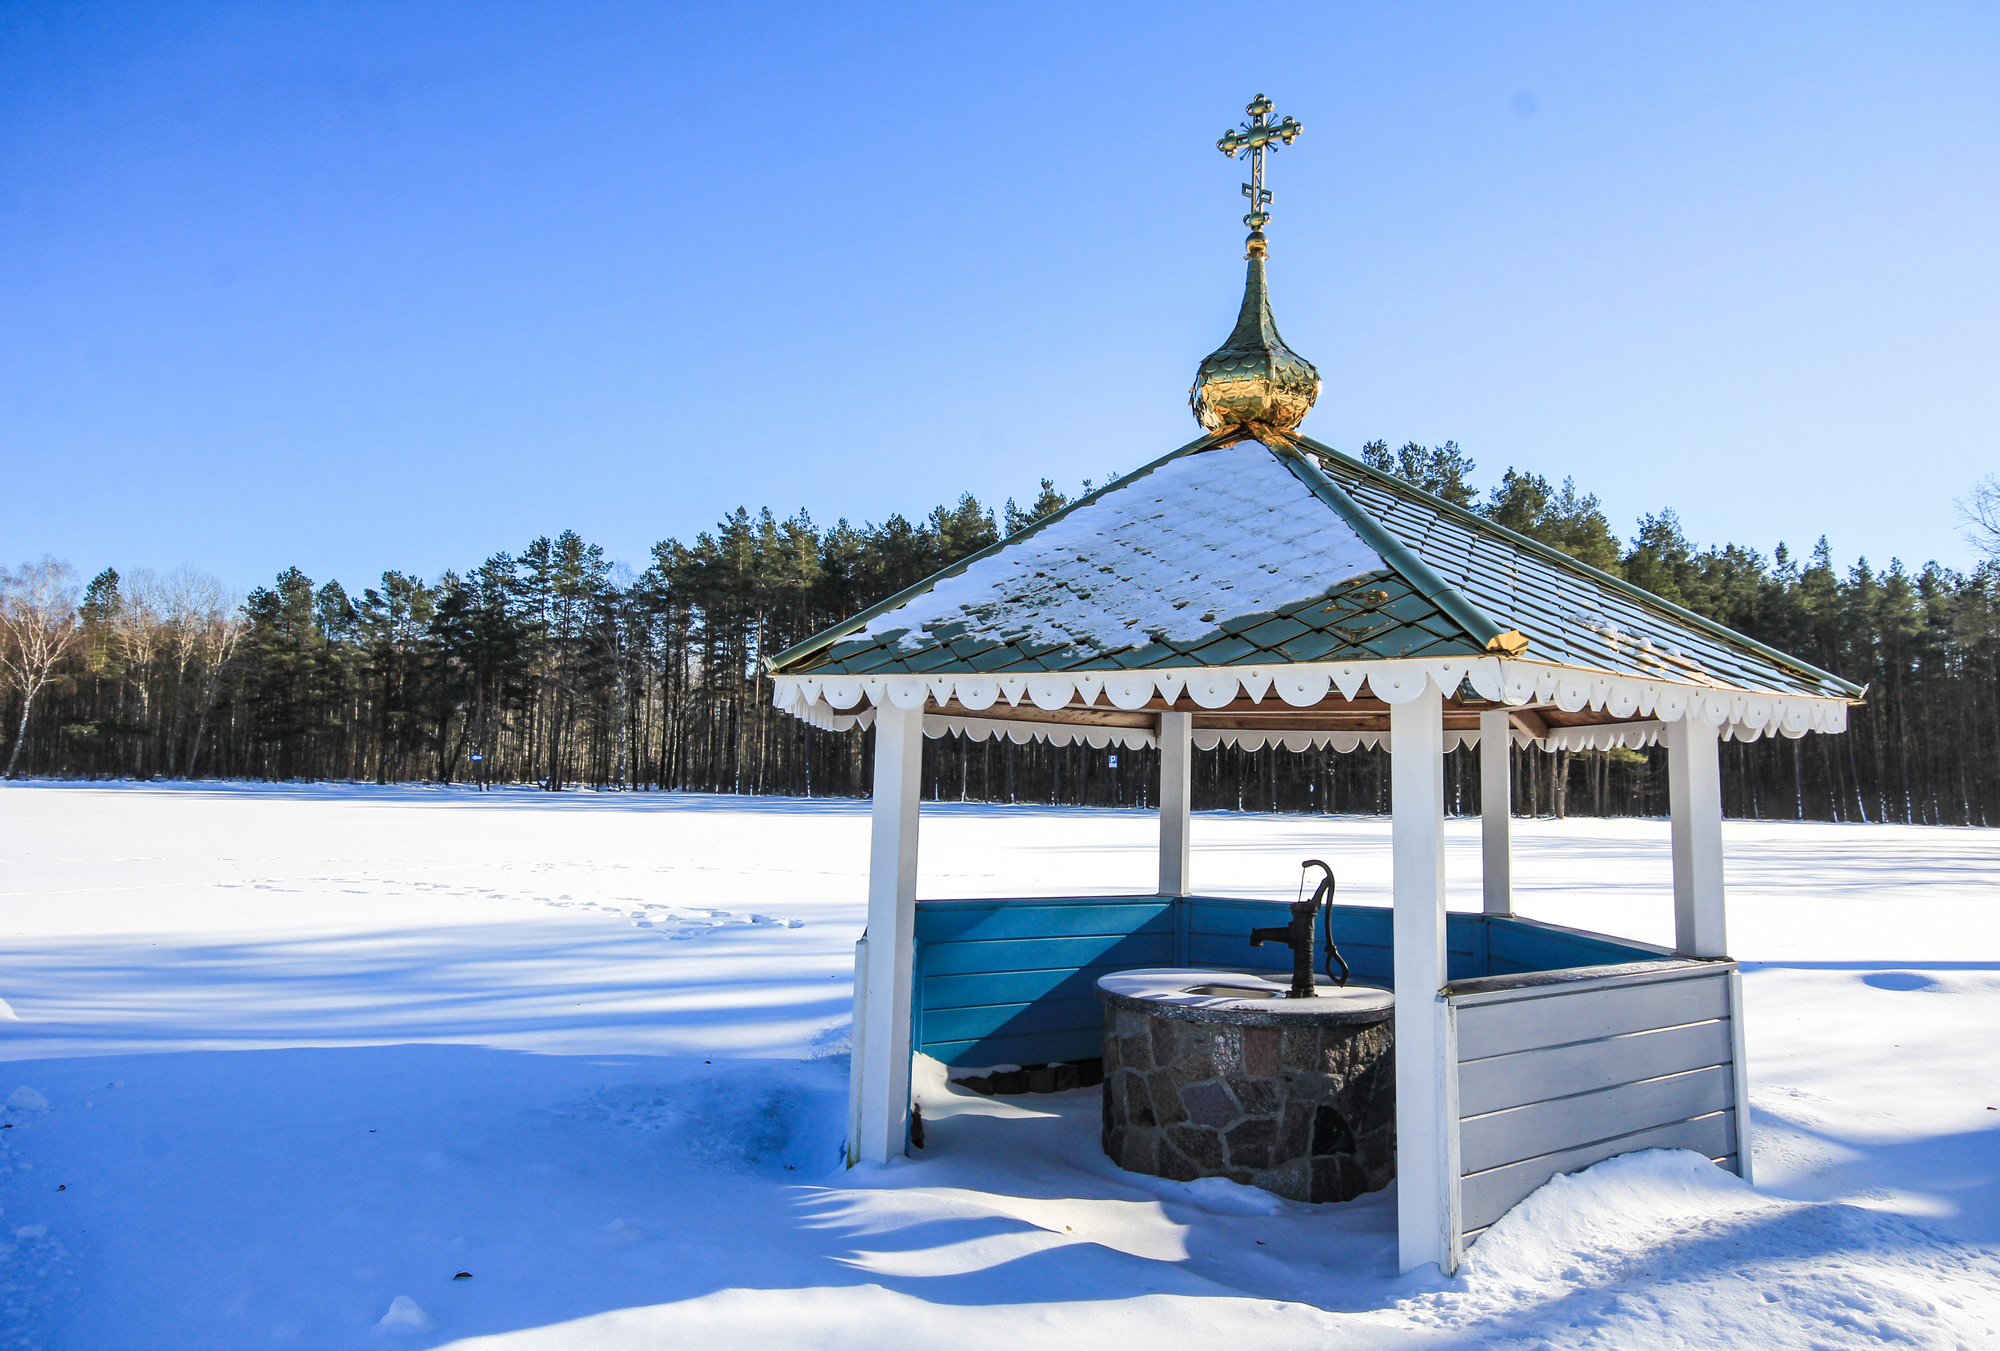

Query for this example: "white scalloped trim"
[773,657,1853,743]
[924,715,1153,750]
[795,708,1791,757]
[1530,720,1665,753]
[788,701,877,733]
[1196,728,1388,754]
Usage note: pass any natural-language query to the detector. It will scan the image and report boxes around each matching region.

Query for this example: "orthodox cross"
[1217,94,1303,256]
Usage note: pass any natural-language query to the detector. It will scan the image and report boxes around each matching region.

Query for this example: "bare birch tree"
[185,581,245,778]
[110,568,163,773]
[1959,475,2000,564]
[0,557,83,777]
[155,568,210,776]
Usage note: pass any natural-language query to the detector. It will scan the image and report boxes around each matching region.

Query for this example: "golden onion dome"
[1192,94,1318,438]
[1189,252,1320,437]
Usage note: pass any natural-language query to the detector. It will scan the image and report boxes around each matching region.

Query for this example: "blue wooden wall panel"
[925,1027,1105,1069]
[915,900,1173,941]
[919,932,1175,977]
[926,965,1139,1010]
[1486,917,1659,972]
[1445,913,1489,982]
[921,995,1104,1044]
[910,896,1668,1069]
[1461,913,1492,975]
[912,897,1178,1067]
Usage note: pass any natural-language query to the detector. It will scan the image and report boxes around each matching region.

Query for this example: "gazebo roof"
[768,108,1860,756]
[769,434,1862,732]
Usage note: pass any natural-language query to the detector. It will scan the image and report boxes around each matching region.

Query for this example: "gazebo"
[765,97,1864,1274]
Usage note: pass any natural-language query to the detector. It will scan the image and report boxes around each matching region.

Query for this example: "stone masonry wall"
[1100,1003,1395,1204]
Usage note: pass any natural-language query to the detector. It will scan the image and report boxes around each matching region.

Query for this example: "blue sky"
[3,2,1996,591]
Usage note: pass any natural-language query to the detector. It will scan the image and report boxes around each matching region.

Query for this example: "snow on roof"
[852,443,1388,661]
[770,436,1863,704]
[1319,449,1860,701]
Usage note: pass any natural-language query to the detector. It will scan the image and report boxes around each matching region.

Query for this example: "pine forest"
[5,443,1998,827]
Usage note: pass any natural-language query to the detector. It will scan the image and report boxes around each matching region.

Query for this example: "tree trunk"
[4,695,32,777]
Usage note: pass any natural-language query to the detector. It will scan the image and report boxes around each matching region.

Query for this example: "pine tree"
[12,454,1999,825]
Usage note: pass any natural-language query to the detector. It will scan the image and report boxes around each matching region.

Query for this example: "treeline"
[4,444,1997,826]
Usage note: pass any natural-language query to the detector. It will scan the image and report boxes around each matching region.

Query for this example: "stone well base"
[1099,1000,1394,1203]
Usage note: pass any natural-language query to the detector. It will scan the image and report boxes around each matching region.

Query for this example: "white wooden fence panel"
[1460,1064,1735,1174]
[1454,970,1729,1061]
[1460,1111,1736,1233]
[1457,1019,1733,1117]
[1447,963,1745,1247]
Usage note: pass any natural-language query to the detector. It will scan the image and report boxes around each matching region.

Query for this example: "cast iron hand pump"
[1248,859,1351,997]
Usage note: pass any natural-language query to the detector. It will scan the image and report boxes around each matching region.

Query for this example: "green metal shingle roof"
[768,433,1862,702]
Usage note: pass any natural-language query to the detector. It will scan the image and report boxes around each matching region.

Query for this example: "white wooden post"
[846,935,868,1167]
[1725,968,1756,1186]
[1158,710,1192,897]
[1479,708,1512,917]
[1667,714,1727,958]
[1392,679,1455,1273]
[854,699,924,1165]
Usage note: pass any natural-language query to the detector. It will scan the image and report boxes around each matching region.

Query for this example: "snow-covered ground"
[1,781,1996,1349]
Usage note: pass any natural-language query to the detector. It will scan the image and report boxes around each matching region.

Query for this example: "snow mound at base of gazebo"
[1435,1148,1999,1347]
